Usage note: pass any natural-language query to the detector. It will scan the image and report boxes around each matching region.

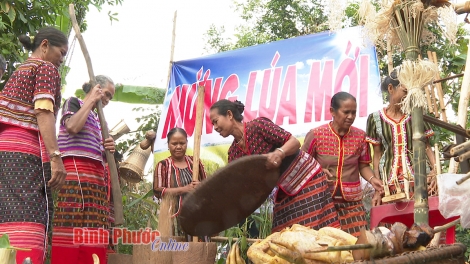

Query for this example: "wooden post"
[424,84,433,114]
[450,42,470,173]
[191,85,205,242]
[432,52,447,122]
[434,143,441,175]
[427,51,439,117]
[166,11,177,90]
[68,4,124,225]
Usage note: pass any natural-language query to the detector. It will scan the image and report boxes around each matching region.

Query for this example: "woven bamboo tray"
[352,243,467,264]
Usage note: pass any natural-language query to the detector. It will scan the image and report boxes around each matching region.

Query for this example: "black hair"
[18,27,68,52]
[330,91,356,111]
[381,69,400,100]
[82,75,114,94]
[210,99,244,122]
[167,127,188,143]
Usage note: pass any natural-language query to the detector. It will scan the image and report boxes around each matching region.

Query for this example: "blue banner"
[154,27,382,168]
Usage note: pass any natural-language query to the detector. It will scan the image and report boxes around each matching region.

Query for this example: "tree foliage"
[204,0,330,53]
[0,0,123,89]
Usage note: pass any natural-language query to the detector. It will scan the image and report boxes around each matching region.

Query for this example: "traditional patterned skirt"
[272,172,340,232]
[52,156,110,248]
[0,124,52,264]
[333,181,367,237]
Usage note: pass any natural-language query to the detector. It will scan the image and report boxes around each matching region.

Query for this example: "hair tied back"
[233,100,245,115]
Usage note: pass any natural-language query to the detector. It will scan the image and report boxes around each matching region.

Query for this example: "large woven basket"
[352,243,467,264]
[119,144,152,183]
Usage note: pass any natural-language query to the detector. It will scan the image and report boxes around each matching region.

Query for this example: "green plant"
[0,0,123,90]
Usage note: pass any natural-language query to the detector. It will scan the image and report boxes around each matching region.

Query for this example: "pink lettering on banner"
[276,64,297,125]
[161,42,371,140]
[359,54,370,117]
[244,71,259,120]
[218,74,239,102]
[183,84,197,136]
[304,60,334,123]
[161,69,240,139]
[204,77,220,134]
[259,60,281,121]
[161,86,182,138]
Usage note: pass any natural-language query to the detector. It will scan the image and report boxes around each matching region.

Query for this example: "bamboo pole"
[450,140,470,156]
[434,143,441,175]
[432,52,448,122]
[427,51,439,117]
[191,85,205,242]
[400,6,428,226]
[68,4,124,225]
[456,171,470,185]
[450,42,470,173]
[434,73,464,84]
[424,85,433,113]
[459,151,470,162]
[166,11,177,90]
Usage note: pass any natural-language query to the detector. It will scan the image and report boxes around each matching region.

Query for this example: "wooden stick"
[450,140,470,156]
[450,42,470,172]
[433,73,464,84]
[432,52,448,122]
[434,143,441,175]
[192,86,205,181]
[459,151,470,162]
[191,85,205,242]
[210,236,260,244]
[423,115,470,139]
[424,85,433,114]
[166,11,177,90]
[427,51,439,117]
[68,4,124,225]
[456,172,470,185]
[433,218,460,233]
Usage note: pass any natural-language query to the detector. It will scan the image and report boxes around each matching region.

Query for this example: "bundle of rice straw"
[358,0,439,52]
[397,59,438,114]
[328,0,346,32]
[438,5,458,45]
[158,193,174,237]
[155,194,175,263]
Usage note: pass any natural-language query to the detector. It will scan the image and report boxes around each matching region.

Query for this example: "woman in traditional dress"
[366,69,436,206]
[301,92,384,237]
[0,27,68,264]
[51,75,116,264]
[209,99,340,233]
[153,127,209,241]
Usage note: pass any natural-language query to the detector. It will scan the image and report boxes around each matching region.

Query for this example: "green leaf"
[0,234,30,251]
[126,189,154,207]
[240,236,247,252]
[7,6,16,24]
[0,234,11,248]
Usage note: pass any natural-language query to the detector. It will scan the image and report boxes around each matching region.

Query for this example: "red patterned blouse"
[228,117,291,162]
[0,58,61,131]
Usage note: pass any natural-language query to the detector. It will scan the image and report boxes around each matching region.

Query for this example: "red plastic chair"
[370,196,458,244]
